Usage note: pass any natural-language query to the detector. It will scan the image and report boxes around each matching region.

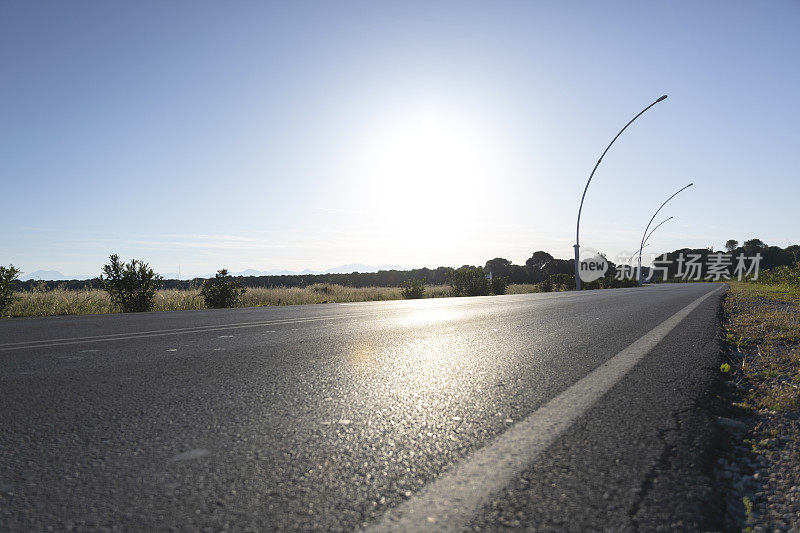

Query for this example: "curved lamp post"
[642,216,673,249]
[626,216,672,279]
[574,95,668,290]
[637,184,693,284]
[624,217,672,265]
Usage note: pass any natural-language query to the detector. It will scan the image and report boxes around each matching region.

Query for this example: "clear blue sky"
[1,1,798,277]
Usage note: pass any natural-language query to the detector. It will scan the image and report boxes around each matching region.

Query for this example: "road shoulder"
[716,281,800,531]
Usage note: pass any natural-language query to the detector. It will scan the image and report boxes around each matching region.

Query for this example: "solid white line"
[0,312,376,352]
[364,285,724,533]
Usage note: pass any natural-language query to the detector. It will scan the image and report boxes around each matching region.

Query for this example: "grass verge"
[8,282,572,318]
[722,281,800,412]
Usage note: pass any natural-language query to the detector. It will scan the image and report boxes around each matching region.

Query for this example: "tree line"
[9,238,798,293]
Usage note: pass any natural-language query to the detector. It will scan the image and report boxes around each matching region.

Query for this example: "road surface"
[1,283,726,531]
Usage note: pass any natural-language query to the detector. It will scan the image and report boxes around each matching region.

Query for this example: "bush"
[401,278,426,299]
[100,254,162,312]
[0,264,21,317]
[538,278,553,293]
[449,266,490,296]
[753,264,800,287]
[201,269,246,308]
[310,284,333,294]
[490,276,508,295]
[549,273,574,290]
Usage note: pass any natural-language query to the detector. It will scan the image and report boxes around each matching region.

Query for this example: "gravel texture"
[717,380,800,532]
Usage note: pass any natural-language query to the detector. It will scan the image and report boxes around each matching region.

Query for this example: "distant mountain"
[234,268,297,277]
[20,270,94,281]
[189,265,410,277]
[321,263,406,274]
[230,264,409,277]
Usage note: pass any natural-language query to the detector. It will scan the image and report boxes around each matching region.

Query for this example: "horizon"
[18,237,791,281]
[2,1,798,277]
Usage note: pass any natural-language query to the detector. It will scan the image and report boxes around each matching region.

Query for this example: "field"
[6,283,549,318]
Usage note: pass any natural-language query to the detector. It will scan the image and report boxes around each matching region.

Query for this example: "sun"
[351,108,497,233]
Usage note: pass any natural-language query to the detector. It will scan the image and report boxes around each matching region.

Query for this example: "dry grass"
[723,281,800,412]
[5,281,573,318]
[7,283,459,317]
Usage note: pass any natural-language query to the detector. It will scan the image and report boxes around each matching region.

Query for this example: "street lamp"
[629,216,672,280]
[638,183,693,285]
[574,95,668,290]
[624,218,672,265]
[643,216,673,249]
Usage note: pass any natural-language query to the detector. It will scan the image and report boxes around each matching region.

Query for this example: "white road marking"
[364,285,724,533]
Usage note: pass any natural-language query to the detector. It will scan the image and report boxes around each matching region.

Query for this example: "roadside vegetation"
[4,281,577,317]
[719,262,800,530]
[0,264,21,317]
[15,237,793,318]
[100,254,162,312]
[723,275,800,413]
[200,269,246,308]
[400,278,426,299]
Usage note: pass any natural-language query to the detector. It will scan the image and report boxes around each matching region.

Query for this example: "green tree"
[724,239,739,252]
[484,258,513,280]
[0,264,21,317]
[525,251,554,269]
[401,278,426,299]
[490,276,508,295]
[100,254,162,312]
[743,238,767,255]
[525,251,555,282]
[201,269,246,308]
[449,266,490,296]
[549,273,574,290]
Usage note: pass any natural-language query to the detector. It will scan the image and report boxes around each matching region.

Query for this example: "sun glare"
[351,108,500,236]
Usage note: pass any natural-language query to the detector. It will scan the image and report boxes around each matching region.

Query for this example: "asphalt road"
[0,283,726,531]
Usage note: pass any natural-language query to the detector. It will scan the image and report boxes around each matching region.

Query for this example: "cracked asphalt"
[0,283,725,531]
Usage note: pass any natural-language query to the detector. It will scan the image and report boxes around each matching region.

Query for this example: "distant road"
[0,284,725,531]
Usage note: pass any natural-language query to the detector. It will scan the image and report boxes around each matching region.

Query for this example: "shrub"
[401,278,426,299]
[201,269,246,308]
[753,263,800,287]
[449,266,490,297]
[538,278,553,293]
[0,264,21,317]
[490,276,508,295]
[310,284,333,294]
[549,273,574,290]
[100,254,162,312]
